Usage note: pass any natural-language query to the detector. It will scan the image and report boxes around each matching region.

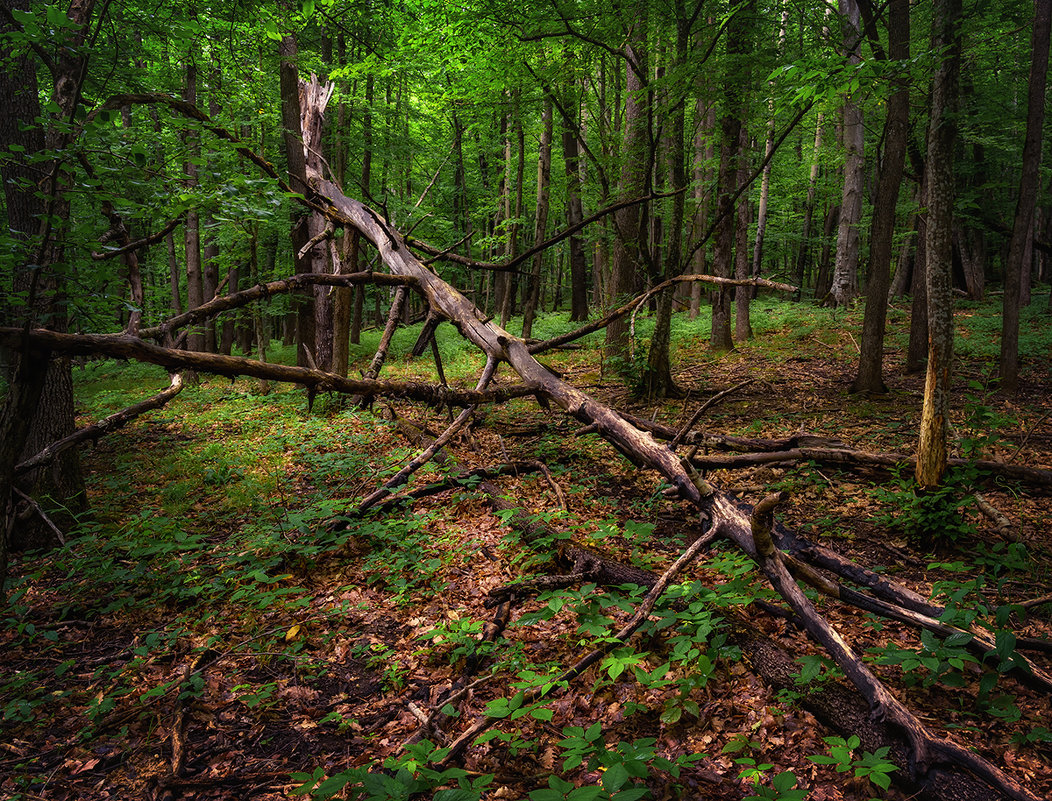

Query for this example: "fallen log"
[0,328,534,408]
[307,169,1040,800]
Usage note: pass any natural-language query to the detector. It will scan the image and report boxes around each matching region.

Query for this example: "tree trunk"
[751,2,788,286]
[500,94,525,326]
[906,170,929,374]
[793,113,825,298]
[605,17,648,362]
[562,94,589,322]
[184,61,205,353]
[827,0,865,307]
[522,97,553,340]
[0,0,92,556]
[711,2,752,351]
[916,0,961,489]
[691,94,717,319]
[999,0,1050,393]
[814,204,839,300]
[852,0,910,394]
[642,11,689,398]
[279,35,315,369]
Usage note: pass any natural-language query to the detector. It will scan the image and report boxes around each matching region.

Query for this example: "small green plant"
[807,735,898,792]
[742,770,808,801]
[290,740,493,800]
[869,468,978,550]
[546,721,705,800]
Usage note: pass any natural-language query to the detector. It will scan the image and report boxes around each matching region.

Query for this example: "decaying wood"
[137,271,415,341]
[0,328,533,408]
[438,525,725,765]
[679,444,1052,490]
[670,378,755,450]
[11,90,1043,799]
[345,460,548,518]
[16,372,185,476]
[306,174,1040,799]
[357,404,477,513]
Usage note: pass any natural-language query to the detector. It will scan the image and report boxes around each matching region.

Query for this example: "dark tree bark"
[999,0,1050,393]
[852,0,910,394]
[710,0,752,351]
[793,114,825,298]
[733,127,753,343]
[184,61,206,353]
[826,0,865,307]
[522,97,554,340]
[605,16,648,362]
[499,92,525,326]
[562,92,589,322]
[916,0,961,488]
[279,35,315,369]
[0,0,92,555]
[906,155,929,374]
[641,7,689,399]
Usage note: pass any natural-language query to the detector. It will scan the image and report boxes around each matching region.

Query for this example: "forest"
[2,0,1052,799]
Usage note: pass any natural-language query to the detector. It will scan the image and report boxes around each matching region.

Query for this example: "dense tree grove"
[1,0,1051,798]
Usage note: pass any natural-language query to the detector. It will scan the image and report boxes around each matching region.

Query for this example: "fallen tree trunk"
[309,176,1040,800]
[0,328,534,408]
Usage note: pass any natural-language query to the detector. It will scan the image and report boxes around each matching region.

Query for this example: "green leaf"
[602,762,630,792]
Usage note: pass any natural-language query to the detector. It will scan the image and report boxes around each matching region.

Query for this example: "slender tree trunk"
[606,16,649,361]
[794,114,825,298]
[751,3,788,285]
[642,9,688,398]
[814,204,839,299]
[279,35,315,369]
[691,95,717,319]
[1000,0,1050,393]
[0,0,93,557]
[711,0,752,351]
[184,61,205,353]
[500,93,525,326]
[907,165,929,373]
[916,0,961,488]
[522,98,554,339]
[563,92,589,322]
[852,0,910,394]
[734,164,753,342]
[827,0,865,306]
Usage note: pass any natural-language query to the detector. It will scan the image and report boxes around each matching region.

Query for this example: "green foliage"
[290,741,493,800]
[807,735,898,792]
[869,467,979,551]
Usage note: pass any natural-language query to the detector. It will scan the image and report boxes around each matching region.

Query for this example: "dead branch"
[13,487,65,546]
[358,405,477,513]
[16,372,185,476]
[528,275,794,356]
[138,272,416,341]
[683,445,1052,490]
[340,461,549,519]
[310,178,1039,798]
[91,213,185,260]
[438,524,724,765]
[0,328,534,408]
[670,379,755,450]
[974,493,1015,538]
[358,358,496,512]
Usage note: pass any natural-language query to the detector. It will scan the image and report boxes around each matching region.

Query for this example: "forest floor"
[2,296,1052,801]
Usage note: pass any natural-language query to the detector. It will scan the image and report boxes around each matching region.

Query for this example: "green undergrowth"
[4,291,1051,799]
